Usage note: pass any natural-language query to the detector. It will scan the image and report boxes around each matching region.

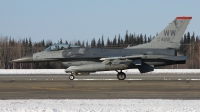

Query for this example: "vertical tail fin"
[151,16,192,43]
[127,16,192,49]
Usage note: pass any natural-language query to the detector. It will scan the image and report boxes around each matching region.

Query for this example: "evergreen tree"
[148,35,152,42]
[118,34,121,47]
[86,40,89,47]
[77,40,81,46]
[7,37,11,46]
[12,38,15,46]
[196,36,199,45]
[81,40,85,47]
[120,38,124,46]
[28,38,32,54]
[65,40,68,44]
[129,34,134,45]
[60,39,63,44]
[91,38,96,48]
[101,35,104,47]
[113,35,117,46]
[136,35,140,45]
[124,30,129,45]
[25,38,28,47]
[132,33,136,45]
[106,38,111,47]
[41,39,45,47]
[29,38,32,47]
[97,38,101,48]
[183,34,187,44]
[191,32,195,43]
[144,34,147,43]
[139,34,143,44]
[187,32,191,44]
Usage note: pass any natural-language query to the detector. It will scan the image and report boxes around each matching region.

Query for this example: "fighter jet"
[12,16,192,80]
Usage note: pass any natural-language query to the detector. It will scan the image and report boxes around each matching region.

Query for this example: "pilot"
[53,46,58,50]
[61,46,64,50]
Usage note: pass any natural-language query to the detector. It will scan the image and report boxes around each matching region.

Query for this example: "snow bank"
[0,99,199,112]
[0,69,200,74]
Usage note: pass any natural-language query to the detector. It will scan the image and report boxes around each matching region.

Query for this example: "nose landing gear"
[69,72,77,80]
[69,75,75,80]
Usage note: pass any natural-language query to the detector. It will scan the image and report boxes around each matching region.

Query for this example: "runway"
[0,74,200,99]
[1,73,200,81]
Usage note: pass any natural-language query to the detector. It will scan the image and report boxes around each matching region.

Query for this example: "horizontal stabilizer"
[159,56,187,61]
[138,63,154,73]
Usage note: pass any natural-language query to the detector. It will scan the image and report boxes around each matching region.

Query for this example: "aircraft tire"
[69,75,75,80]
[117,72,126,80]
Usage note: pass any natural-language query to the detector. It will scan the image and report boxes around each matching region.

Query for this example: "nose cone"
[12,55,33,63]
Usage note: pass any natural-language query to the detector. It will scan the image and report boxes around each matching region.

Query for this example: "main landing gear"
[116,70,126,80]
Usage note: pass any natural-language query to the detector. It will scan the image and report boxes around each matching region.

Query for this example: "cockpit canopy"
[43,44,80,51]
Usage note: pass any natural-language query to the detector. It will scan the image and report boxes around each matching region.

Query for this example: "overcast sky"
[0,0,199,43]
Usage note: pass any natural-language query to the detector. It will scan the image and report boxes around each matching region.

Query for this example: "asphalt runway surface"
[0,74,200,99]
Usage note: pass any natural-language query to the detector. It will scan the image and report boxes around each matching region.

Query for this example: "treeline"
[0,31,199,69]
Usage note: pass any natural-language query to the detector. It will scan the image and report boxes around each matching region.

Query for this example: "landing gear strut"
[116,70,126,80]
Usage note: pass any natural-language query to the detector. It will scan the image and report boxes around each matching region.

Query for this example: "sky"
[0,0,199,43]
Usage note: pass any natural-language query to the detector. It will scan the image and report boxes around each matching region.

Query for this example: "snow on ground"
[1,69,200,74]
[0,99,200,112]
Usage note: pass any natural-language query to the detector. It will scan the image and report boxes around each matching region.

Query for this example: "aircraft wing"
[100,55,145,66]
[100,55,145,61]
[100,55,153,73]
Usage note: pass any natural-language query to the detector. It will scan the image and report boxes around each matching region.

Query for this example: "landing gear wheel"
[69,75,75,80]
[117,72,126,80]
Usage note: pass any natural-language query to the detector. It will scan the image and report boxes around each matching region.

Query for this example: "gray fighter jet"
[12,16,192,80]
